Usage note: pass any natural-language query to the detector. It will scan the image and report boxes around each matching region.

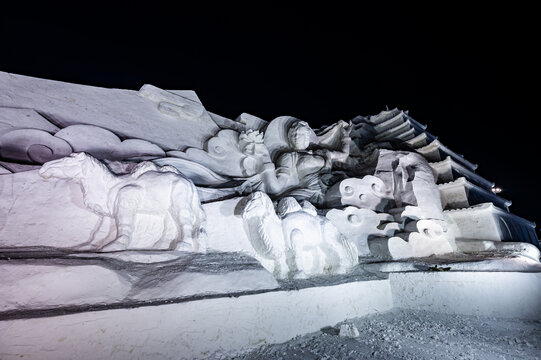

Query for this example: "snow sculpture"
[369,219,457,259]
[0,71,538,287]
[0,72,220,151]
[0,124,165,164]
[3,72,540,357]
[54,124,165,160]
[139,84,207,120]
[326,207,400,255]
[39,152,207,251]
[242,191,358,279]
[164,129,268,178]
[244,117,351,204]
[0,128,73,163]
[324,175,393,212]
[374,150,444,221]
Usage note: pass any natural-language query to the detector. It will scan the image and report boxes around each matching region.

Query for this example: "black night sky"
[2,3,540,233]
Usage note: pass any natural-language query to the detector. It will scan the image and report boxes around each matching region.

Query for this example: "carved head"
[39,152,91,180]
[242,191,276,219]
[287,121,313,150]
[277,197,302,218]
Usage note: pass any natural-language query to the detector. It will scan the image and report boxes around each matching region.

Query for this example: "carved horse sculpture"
[39,152,207,252]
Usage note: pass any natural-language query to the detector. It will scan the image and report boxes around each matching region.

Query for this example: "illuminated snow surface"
[217,309,541,360]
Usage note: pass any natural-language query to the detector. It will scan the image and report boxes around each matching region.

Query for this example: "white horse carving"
[39,152,207,252]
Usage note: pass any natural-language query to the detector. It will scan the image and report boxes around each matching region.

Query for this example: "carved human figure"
[246,120,351,204]
[39,152,207,252]
[242,191,358,279]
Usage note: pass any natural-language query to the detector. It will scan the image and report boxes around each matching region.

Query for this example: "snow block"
[390,272,541,320]
[0,279,392,359]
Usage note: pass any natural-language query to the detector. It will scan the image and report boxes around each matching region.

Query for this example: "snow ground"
[216,309,541,360]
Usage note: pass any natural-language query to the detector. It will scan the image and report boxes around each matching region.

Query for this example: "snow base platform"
[1,269,541,359]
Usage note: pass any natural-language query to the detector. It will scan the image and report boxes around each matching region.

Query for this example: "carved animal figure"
[242,191,358,279]
[39,152,207,251]
[242,192,289,278]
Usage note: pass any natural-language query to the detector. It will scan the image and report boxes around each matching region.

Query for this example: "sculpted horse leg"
[107,185,143,251]
[286,228,307,279]
[170,181,195,251]
[151,211,175,250]
[174,207,195,251]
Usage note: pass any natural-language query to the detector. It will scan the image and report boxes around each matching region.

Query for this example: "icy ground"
[216,309,541,360]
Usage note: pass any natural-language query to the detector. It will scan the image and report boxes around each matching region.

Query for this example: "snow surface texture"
[0,277,393,359]
[1,70,537,273]
[219,309,541,360]
[1,270,539,359]
[0,251,279,314]
[0,72,219,151]
[1,72,540,358]
[242,191,358,279]
[39,152,207,252]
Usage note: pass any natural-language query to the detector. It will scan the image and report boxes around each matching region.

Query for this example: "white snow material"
[38,153,207,252]
[0,252,280,313]
[326,207,388,256]
[236,112,268,130]
[242,192,358,279]
[129,270,279,302]
[390,272,541,320]
[0,128,72,163]
[0,71,219,151]
[54,124,165,160]
[0,279,392,360]
[369,219,456,260]
[456,238,541,261]
[0,161,40,173]
[0,107,60,133]
[203,197,253,253]
[445,203,505,241]
[1,271,540,358]
[0,170,116,249]
[0,264,131,312]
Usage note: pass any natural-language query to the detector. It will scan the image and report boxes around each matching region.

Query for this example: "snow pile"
[219,309,541,359]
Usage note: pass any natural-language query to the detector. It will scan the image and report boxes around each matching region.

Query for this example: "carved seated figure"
[244,119,351,204]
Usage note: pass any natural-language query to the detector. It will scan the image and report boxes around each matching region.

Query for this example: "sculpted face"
[288,121,312,150]
[39,153,86,179]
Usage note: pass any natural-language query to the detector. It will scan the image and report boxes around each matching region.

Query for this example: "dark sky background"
[1,3,539,234]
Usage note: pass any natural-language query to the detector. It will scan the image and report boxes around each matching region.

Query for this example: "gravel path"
[215,309,541,359]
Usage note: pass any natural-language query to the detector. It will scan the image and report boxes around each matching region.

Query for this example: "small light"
[492,187,502,194]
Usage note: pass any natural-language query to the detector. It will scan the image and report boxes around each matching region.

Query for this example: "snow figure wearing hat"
[244,116,352,204]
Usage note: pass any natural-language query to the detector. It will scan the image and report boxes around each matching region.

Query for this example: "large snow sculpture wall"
[0,70,538,283]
